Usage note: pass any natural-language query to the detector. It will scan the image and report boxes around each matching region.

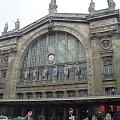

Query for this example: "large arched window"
[20,32,87,82]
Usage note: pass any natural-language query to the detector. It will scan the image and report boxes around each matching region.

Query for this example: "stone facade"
[0,0,120,119]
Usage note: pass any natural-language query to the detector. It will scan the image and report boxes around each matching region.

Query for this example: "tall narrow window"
[58,33,65,63]
[39,38,46,65]
[22,51,28,68]
[48,34,55,54]
[47,66,53,80]
[30,43,37,67]
[80,66,87,79]
[68,65,75,79]
[68,35,77,62]
[78,43,86,61]
[104,59,113,75]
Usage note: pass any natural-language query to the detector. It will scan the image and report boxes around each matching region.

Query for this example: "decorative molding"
[90,18,117,28]
[100,40,112,50]
[0,45,17,55]
[0,39,17,47]
[90,29,119,40]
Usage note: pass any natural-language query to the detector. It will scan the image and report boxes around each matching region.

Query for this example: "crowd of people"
[83,112,120,120]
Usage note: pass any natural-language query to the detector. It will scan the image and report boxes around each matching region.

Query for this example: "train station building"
[0,0,120,119]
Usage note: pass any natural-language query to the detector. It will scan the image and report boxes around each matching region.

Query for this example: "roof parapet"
[88,0,116,15]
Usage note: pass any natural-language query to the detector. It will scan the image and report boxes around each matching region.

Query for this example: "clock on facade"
[48,54,55,61]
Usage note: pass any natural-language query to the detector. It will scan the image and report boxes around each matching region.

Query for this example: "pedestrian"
[97,113,102,120]
[113,113,120,120]
[104,113,112,120]
[92,115,97,120]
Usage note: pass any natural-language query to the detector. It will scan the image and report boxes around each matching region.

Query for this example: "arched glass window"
[20,32,87,81]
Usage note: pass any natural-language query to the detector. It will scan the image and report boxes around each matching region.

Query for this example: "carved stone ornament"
[100,40,112,50]
[3,56,8,63]
[0,45,17,55]
[47,19,54,32]
[90,29,118,40]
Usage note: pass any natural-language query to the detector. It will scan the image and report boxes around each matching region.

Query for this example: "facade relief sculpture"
[33,68,38,80]
[75,65,80,77]
[64,65,68,78]
[53,67,57,79]
[24,69,29,80]
[100,40,112,50]
[42,67,47,79]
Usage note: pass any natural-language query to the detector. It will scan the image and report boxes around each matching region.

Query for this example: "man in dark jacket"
[97,113,102,120]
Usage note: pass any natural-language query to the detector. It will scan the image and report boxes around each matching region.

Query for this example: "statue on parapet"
[107,0,116,10]
[88,0,95,14]
[15,19,20,30]
[3,22,8,33]
[49,0,57,14]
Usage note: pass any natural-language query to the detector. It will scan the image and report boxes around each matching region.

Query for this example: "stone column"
[3,52,17,99]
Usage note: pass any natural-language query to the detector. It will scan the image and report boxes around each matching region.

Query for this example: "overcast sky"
[0,0,120,35]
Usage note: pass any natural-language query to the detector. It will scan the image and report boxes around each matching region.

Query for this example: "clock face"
[48,54,54,61]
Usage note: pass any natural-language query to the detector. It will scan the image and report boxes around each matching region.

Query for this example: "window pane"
[58,65,64,79]
[68,35,77,62]
[29,43,37,67]
[58,34,65,63]
[47,66,53,80]
[22,51,28,68]
[80,66,87,78]
[79,90,88,97]
[39,38,46,65]
[104,60,113,75]
[78,43,86,61]
[48,34,55,54]
[68,65,75,79]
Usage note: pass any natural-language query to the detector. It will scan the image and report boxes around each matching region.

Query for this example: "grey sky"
[0,0,120,35]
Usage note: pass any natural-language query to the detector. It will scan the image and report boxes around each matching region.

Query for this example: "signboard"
[99,105,120,112]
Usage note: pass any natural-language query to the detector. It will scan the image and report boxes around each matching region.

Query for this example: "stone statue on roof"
[49,0,57,14]
[15,19,20,30]
[88,0,95,15]
[107,0,116,10]
[3,22,8,33]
